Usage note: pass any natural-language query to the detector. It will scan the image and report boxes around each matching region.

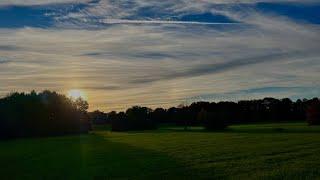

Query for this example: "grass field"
[1,123,320,179]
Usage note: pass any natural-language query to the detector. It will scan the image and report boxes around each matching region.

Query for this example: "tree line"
[0,91,90,139]
[90,97,320,131]
[0,90,319,139]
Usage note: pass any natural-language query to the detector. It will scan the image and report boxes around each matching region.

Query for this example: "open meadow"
[1,123,320,179]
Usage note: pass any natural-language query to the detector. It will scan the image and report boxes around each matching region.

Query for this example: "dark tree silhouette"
[0,91,90,139]
[2,90,318,136]
[109,106,156,131]
[106,97,319,132]
[89,110,109,125]
[126,106,156,130]
[150,108,168,124]
[306,98,320,125]
[110,111,129,131]
[198,109,229,130]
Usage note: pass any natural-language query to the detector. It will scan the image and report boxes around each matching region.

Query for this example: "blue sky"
[0,0,319,111]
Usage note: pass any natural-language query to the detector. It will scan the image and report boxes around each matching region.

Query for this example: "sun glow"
[67,89,87,100]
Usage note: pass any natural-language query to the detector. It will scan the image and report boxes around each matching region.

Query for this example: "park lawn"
[0,123,320,179]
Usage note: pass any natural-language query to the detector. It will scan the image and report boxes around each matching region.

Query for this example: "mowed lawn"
[1,123,320,179]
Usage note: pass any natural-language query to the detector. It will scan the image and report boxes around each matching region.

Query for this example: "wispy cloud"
[0,57,10,63]
[0,0,319,111]
[187,86,320,103]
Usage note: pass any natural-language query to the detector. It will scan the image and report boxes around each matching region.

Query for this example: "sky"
[0,0,319,111]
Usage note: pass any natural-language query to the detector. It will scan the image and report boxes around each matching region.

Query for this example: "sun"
[67,89,87,100]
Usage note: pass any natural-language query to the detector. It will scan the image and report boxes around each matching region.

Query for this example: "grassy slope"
[0,123,320,179]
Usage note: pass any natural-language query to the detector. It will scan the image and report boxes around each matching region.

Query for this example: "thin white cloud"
[102,19,238,25]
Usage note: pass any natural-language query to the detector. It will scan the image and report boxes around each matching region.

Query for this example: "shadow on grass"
[0,133,196,179]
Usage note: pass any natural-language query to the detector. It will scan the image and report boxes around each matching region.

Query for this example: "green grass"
[1,123,320,179]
